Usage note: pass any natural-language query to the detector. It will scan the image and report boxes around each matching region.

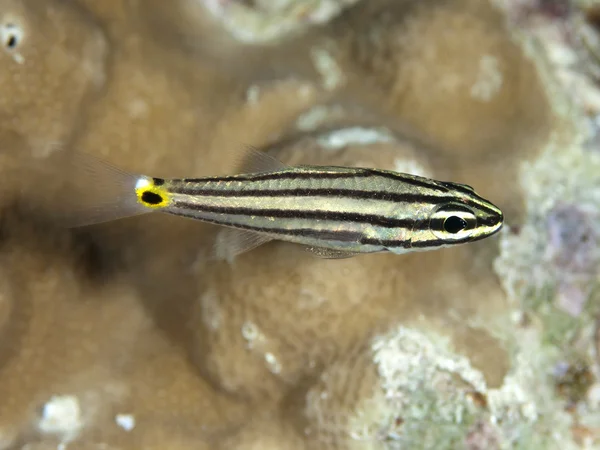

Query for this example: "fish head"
[426,180,504,246]
[387,181,504,254]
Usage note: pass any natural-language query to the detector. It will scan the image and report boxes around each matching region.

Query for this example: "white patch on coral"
[38,395,83,444]
[393,158,431,178]
[545,37,578,67]
[296,105,343,131]
[26,139,66,160]
[373,326,488,395]
[198,0,225,17]
[485,327,577,447]
[241,321,266,350]
[308,1,359,24]
[199,0,358,43]
[368,326,489,444]
[241,321,258,341]
[115,413,136,432]
[297,83,315,100]
[587,383,600,409]
[264,352,282,374]
[555,282,588,317]
[317,127,395,150]
[245,84,261,105]
[470,55,503,102]
[246,80,315,107]
[297,288,326,309]
[310,46,345,91]
[128,98,149,120]
[200,289,222,331]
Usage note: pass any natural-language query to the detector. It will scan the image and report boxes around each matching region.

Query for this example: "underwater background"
[0,0,599,448]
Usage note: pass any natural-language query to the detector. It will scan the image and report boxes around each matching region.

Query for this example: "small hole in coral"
[1,23,23,50]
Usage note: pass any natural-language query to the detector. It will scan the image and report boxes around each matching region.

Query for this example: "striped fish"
[61,149,503,261]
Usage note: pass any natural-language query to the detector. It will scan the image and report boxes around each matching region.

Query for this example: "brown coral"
[0,0,579,448]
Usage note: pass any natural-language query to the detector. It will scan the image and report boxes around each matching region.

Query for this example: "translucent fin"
[303,246,358,259]
[235,146,288,174]
[212,227,274,263]
[55,152,152,228]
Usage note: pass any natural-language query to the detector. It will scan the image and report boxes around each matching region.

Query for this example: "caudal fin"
[54,152,153,228]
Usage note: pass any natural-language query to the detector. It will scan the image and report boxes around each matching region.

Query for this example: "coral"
[0,0,107,160]
[197,0,361,43]
[302,326,491,449]
[0,0,598,448]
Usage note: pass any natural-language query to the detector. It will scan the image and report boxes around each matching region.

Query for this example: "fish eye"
[443,215,468,234]
[429,203,477,240]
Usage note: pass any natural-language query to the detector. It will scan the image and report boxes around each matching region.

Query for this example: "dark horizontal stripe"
[438,181,475,195]
[172,201,418,229]
[473,224,503,239]
[166,210,367,243]
[368,169,448,192]
[167,186,451,204]
[363,238,447,249]
[179,169,373,184]
[361,238,411,249]
[410,239,450,248]
[174,167,448,193]
[366,226,501,249]
[473,204,501,218]
[437,182,503,219]
[477,214,502,228]
[376,229,499,249]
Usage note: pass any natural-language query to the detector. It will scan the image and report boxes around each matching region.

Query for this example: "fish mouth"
[470,213,504,242]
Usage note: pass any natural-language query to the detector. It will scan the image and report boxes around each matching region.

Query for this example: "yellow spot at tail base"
[135,177,171,209]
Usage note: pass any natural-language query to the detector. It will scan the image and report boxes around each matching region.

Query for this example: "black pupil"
[444,216,467,234]
[141,191,163,205]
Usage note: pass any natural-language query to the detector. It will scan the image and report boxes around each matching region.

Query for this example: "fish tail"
[55,152,154,228]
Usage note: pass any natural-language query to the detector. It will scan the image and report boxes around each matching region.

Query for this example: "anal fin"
[213,227,274,263]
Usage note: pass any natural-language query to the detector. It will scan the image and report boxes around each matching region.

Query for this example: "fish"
[57,149,504,262]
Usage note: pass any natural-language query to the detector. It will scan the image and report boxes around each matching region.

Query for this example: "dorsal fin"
[235,146,288,174]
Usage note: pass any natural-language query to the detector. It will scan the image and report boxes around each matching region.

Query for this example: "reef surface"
[0,0,598,449]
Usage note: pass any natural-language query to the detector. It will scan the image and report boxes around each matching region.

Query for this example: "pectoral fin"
[213,227,274,263]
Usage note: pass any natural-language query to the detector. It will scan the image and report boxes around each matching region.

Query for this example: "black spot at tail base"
[141,191,163,205]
